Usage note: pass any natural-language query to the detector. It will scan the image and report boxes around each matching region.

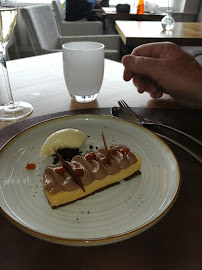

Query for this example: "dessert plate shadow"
[0,114,180,246]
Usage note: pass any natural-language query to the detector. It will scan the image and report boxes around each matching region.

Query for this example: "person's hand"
[122,42,202,109]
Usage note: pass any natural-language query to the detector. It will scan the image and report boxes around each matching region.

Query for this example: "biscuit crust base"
[42,154,142,209]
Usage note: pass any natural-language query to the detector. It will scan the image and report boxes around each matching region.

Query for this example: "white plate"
[0,114,180,246]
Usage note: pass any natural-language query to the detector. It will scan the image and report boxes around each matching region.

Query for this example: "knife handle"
[143,122,202,146]
[155,133,202,164]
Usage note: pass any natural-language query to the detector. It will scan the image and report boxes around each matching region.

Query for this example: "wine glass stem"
[167,0,172,14]
[0,48,16,109]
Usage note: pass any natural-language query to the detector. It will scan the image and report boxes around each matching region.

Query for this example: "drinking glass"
[0,0,33,120]
[62,41,104,103]
[161,0,175,31]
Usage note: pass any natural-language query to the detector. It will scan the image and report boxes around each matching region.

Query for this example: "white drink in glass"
[62,41,105,103]
[0,7,17,46]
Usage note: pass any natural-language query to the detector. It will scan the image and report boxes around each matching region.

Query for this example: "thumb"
[122,55,161,79]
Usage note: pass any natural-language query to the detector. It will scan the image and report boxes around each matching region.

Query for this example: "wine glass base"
[0,101,33,121]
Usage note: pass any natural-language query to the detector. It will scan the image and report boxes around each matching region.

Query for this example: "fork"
[118,100,202,163]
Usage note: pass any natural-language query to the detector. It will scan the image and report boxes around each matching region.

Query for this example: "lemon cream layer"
[42,145,141,208]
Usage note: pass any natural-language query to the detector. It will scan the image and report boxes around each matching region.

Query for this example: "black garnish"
[53,148,81,164]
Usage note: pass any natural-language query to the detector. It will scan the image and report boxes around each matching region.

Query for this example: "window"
[16,0,184,12]
[109,0,170,7]
[16,0,170,5]
[17,0,63,3]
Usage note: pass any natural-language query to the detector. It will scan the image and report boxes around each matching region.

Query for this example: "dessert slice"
[42,144,141,209]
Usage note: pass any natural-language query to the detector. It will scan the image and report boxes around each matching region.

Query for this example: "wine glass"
[161,0,175,31]
[0,0,33,121]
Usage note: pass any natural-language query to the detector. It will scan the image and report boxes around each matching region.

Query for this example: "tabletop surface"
[0,53,201,270]
[115,21,202,46]
[0,52,177,130]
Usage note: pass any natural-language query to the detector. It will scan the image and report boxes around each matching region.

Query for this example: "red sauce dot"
[101,156,111,166]
[54,167,65,175]
[26,163,36,170]
[85,152,96,160]
[108,148,116,155]
[120,147,129,154]
[73,168,84,177]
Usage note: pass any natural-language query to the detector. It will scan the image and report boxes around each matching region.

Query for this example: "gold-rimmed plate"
[0,114,180,246]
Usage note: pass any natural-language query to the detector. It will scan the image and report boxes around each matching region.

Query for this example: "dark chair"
[52,0,103,36]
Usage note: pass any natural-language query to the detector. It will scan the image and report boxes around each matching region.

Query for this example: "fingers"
[122,42,202,108]
[132,75,163,98]
[122,42,176,99]
[122,54,161,81]
[122,54,164,98]
[131,42,177,58]
[132,74,147,93]
[123,68,133,81]
[122,42,177,82]
[148,84,163,99]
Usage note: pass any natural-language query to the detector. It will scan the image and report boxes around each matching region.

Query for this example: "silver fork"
[117,100,202,163]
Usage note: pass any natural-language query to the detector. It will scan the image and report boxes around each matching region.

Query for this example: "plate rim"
[0,114,181,246]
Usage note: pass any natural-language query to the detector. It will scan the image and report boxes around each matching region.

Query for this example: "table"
[102,7,164,21]
[0,53,201,270]
[115,21,202,47]
[0,52,176,130]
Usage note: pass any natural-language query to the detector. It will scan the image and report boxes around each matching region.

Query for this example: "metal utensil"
[111,100,202,164]
[118,100,202,145]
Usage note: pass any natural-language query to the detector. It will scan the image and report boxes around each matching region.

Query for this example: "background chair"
[20,5,120,61]
[52,0,103,36]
